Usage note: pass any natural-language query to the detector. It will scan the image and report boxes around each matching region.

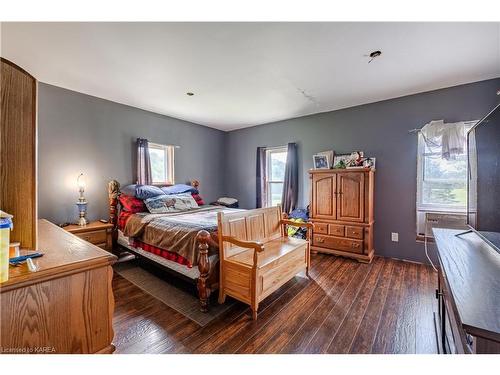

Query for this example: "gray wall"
[38,83,227,224]
[225,78,500,263]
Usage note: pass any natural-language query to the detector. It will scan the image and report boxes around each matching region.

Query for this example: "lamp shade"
[77,173,86,190]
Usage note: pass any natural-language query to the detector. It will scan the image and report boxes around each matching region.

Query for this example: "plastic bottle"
[0,212,13,283]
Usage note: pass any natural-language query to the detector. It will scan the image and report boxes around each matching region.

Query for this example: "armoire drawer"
[346,226,364,239]
[313,234,364,254]
[329,224,345,237]
[314,222,329,234]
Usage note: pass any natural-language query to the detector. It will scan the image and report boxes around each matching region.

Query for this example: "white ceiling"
[1,22,499,131]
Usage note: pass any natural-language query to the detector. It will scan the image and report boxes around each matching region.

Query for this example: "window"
[416,122,475,213]
[265,146,288,207]
[149,142,175,185]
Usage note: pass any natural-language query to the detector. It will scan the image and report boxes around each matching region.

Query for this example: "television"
[467,103,500,253]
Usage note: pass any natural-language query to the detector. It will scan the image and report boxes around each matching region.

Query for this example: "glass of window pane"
[423,154,467,181]
[270,152,287,181]
[422,180,467,206]
[270,183,283,206]
[150,148,165,183]
[422,153,467,206]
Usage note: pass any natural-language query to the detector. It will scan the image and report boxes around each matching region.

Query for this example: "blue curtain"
[256,147,267,208]
[136,138,152,185]
[281,143,298,214]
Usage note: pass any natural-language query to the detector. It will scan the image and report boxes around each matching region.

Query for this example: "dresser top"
[1,219,116,292]
[64,220,113,234]
[308,168,375,173]
[433,228,500,340]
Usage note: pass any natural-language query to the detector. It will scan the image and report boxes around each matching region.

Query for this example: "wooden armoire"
[309,168,375,263]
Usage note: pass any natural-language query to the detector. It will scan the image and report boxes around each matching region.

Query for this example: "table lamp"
[76,173,88,226]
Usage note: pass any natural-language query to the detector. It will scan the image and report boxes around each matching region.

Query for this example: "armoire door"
[337,172,365,222]
[311,174,336,220]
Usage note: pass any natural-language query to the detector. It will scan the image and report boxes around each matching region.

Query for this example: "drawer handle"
[351,231,358,235]
[316,238,325,243]
[351,243,360,248]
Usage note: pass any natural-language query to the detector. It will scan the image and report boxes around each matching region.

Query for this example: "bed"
[107,179,240,312]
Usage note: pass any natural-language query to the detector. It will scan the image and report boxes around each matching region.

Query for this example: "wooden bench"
[214,206,312,319]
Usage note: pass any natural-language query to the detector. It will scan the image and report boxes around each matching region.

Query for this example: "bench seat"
[217,206,312,319]
[227,237,308,268]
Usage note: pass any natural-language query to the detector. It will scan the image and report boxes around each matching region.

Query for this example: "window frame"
[149,142,175,186]
[416,122,475,213]
[265,146,288,207]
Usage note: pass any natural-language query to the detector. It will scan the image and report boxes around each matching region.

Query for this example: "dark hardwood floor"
[112,254,438,354]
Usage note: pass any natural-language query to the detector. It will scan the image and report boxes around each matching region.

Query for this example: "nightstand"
[65,221,114,252]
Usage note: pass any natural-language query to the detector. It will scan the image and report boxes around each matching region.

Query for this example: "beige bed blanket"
[123,206,240,266]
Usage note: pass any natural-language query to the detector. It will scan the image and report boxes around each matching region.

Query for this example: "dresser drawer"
[75,230,107,245]
[346,226,363,239]
[313,234,363,254]
[329,224,345,237]
[314,222,329,234]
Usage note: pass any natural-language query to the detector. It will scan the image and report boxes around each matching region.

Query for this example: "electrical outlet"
[391,232,399,242]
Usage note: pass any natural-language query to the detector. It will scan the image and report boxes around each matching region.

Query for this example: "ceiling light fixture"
[367,50,382,63]
[186,92,194,96]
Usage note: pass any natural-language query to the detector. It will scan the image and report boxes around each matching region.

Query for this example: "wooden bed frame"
[107,179,219,312]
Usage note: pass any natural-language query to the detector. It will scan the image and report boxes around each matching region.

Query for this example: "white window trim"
[149,142,175,185]
[265,146,287,207]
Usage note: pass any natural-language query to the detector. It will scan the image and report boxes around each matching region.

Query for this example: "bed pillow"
[119,194,146,213]
[135,184,165,200]
[145,193,199,214]
[161,184,199,195]
[121,184,137,197]
[191,193,205,206]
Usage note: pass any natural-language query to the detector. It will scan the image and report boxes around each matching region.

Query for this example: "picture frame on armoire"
[313,154,330,169]
[333,153,351,168]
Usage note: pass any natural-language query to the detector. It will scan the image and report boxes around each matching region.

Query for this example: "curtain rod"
[408,120,478,134]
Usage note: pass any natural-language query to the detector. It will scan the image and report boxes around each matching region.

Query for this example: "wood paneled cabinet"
[309,168,374,263]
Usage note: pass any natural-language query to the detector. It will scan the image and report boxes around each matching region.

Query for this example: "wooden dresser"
[309,168,375,263]
[434,228,500,354]
[0,220,117,354]
[64,221,114,252]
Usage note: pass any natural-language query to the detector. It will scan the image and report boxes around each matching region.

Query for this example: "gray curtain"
[256,146,267,208]
[281,142,298,214]
[136,138,152,185]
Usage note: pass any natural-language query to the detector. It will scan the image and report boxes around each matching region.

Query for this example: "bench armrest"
[281,219,314,230]
[221,236,265,252]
